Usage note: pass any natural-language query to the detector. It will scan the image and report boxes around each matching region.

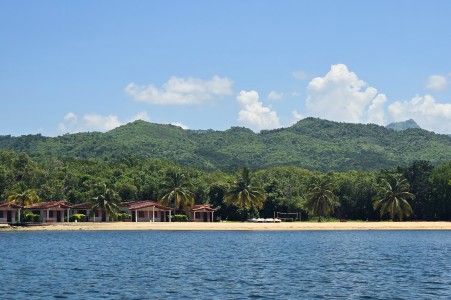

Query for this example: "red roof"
[189,204,216,212]
[0,201,22,209]
[119,201,145,208]
[72,203,93,209]
[128,201,172,211]
[25,200,72,209]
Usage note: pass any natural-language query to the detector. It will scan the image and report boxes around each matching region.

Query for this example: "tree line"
[1,150,450,221]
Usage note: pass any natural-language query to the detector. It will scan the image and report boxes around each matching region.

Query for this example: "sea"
[0,230,450,299]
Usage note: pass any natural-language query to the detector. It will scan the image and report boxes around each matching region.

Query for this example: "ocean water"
[0,230,450,299]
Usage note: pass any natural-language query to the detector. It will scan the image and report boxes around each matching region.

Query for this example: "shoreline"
[1,221,451,231]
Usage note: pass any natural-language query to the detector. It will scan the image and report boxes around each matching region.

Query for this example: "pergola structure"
[189,204,216,222]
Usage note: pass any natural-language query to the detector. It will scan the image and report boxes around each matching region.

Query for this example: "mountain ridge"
[0,118,450,172]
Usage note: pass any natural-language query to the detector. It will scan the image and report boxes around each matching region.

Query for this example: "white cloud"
[267,91,284,100]
[170,122,189,130]
[237,90,281,132]
[292,70,308,80]
[425,75,448,92]
[306,64,387,124]
[128,111,150,123]
[125,75,233,105]
[291,110,304,125]
[388,94,451,134]
[64,112,78,123]
[58,111,150,134]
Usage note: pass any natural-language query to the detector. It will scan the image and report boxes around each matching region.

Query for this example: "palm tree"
[373,174,415,221]
[304,176,338,222]
[160,170,194,218]
[7,189,41,207]
[90,183,121,222]
[7,187,41,222]
[225,167,266,221]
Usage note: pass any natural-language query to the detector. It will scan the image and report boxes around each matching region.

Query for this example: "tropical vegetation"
[160,170,194,216]
[0,97,449,224]
[1,118,450,172]
[90,183,121,222]
[225,167,266,220]
[303,175,339,222]
[372,174,415,221]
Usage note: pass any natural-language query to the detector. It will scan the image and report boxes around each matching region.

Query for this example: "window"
[138,211,145,218]
[0,211,3,218]
[49,210,54,218]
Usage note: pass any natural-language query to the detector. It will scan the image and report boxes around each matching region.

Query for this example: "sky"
[1,0,451,136]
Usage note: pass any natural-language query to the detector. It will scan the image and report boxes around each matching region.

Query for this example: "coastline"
[1,221,451,231]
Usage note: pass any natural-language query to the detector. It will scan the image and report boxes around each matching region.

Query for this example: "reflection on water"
[1,230,450,299]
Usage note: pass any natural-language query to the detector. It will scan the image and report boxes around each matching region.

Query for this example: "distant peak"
[386,119,421,131]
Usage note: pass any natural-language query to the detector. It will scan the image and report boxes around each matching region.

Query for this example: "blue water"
[0,230,450,299]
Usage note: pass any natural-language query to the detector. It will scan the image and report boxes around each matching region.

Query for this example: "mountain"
[386,119,421,131]
[1,118,450,172]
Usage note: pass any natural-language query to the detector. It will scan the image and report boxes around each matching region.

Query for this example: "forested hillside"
[0,118,450,172]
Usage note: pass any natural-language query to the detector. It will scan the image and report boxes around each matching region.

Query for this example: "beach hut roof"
[0,201,22,209]
[25,200,72,209]
[189,204,216,212]
[127,201,172,211]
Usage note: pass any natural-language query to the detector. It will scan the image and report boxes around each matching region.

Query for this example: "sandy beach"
[1,221,451,231]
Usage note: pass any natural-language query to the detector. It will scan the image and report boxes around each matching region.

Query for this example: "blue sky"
[1,0,451,136]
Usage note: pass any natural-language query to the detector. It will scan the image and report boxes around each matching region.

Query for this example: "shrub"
[22,211,40,223]
[69,214,87,222]
[173,214,188,222]
[116,212,132,221]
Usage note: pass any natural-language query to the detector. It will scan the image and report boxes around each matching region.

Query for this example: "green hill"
[1,118,450,171]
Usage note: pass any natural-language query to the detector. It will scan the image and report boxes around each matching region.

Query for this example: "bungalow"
[127,201,172,222]
[0,201,22,223]
[188,204,216,222]
[25,201,72,223]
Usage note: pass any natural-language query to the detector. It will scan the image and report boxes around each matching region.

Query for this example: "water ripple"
[0,230,450,299]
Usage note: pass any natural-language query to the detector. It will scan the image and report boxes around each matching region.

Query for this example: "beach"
[1,221,451,231]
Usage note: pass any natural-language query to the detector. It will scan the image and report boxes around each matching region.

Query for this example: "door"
[7,211,12,223]
[57,211,61,222]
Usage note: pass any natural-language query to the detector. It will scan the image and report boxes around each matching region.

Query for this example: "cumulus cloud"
[58,111,150,134]
[267,91,284,100]
[125,75,233,105]
[237,90,281,132]
[425,75,448,92]
[306,64,387,124]
[388,95,451,134]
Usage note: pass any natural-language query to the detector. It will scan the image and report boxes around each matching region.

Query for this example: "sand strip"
[1,221,451,231]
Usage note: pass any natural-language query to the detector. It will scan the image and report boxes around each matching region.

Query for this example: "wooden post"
[152,206,155,222]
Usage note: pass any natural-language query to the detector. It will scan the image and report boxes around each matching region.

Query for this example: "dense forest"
[1,150,450,221]
[1,118,450,172]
